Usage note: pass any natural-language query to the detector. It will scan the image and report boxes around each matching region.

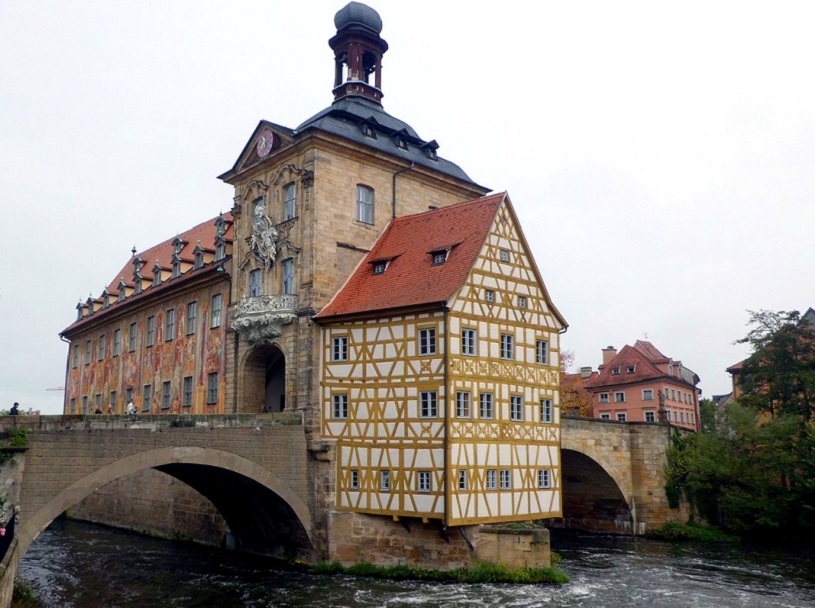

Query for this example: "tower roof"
[334,2,383,34]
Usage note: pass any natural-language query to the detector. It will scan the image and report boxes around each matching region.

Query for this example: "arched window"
[356,185,374,224]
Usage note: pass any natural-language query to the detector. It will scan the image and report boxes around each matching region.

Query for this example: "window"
[98,334,106,360]
[72,345,79,368]
[500,469,512,490]
[207,372,218,404]
[643,389,654,401]
[431,251,447,266]
[612,367,621,376]
[171,260,180,279]
[540,398,553,423]
[511,395,523,421]
[187,301,197,335]
[165,308,175,341]
[600,413,610,420]
[486,469,497,490]
[485,289,495,303]
[538,469,551,489]
[215,241,225,261]
[479,393,494,419]
[627,366,636,374]
[461,328,476,356]
[372,261,387,275]
[456,391,471,418]
[183,376,193,408]
[617,412,627,422]
[501,334,514,359]
[70,398,76,414]
[282,259,294,295]
[458,470,468,491]
[671,389,676,401]
[380,470,390,492]
[356,185,374,224]
[420,391,437,417]
[82,396,88,414]
[211,294,222,328]
[332,394,348,419]
[283,182,296,220]
[129,322,137,352]
[109,391,117,408]
[332,336,348,361]
[350,469,359,490]
[113,329,121,357]
[194,248,203,269]
[142,384,152,412]
[500,249,510,262]
[146,316,155,347]
[249,269,262,297]
[125,387,133,404]
[599,392,609,404]
[95,394,102,411]
[614,391,625,403]
[162,381,171,409]
[418,471,431,493]
[418,328,436,355]
[85,340,92,363]
[518,296,526,308]
[536,340,548,365]
[645,411,656,423]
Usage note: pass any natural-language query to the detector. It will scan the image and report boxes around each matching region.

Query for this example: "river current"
[17,519,815,608]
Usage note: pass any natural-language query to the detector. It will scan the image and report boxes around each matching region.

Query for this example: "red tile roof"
[316,194,505,320]
[585,344,668,389]
[632,340,669,363]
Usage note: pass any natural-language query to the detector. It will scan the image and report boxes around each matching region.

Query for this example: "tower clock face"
[256,128,276,158]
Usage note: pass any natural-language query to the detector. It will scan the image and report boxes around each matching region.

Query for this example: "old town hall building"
[61,3,567,537]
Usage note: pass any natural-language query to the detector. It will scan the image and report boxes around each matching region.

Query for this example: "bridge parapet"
[0,412,302,433]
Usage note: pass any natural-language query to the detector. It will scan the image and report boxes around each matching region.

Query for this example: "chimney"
[602,346,617,366]
[580,366,593,379]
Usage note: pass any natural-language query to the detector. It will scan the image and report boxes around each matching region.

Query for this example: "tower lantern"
[329,2,389,104]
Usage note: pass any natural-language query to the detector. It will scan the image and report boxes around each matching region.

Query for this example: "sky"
[1,1,813,414]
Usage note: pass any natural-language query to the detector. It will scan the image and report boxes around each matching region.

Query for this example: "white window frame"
[500,249,510,262]
[350,469,359,490]
[614,391,625,403]
[642,389,654,401]
[418,471,431,493]
[486,469,497,490]
[538,469,551,489]
[461,329,477,356]
[485,289,495,303]
[536,340,548,365]
[332,336,348,362]
[420,391,437,418]
[456,391,471,418]
[380,470,390,492]
[282,259,294,295]
[458,469,468,491]
[283,182,296,220]
[333,394,348,419]
[600,413,611,420]
[510,395,523,421]
[418,327,436,356]
[500,469,512,490]
[617,412,627,422]
[645,411,656,423]
[356,185,374,224]
[479,392,494,419]
[599,392,609,404]
[500,333,514,359]
[540,398,553,423]
[249,269,262,297]
[211,294,222,328]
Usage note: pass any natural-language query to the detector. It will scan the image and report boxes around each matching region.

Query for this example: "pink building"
[580,341,700,431]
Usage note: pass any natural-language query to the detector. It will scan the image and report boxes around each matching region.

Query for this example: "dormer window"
[372,261,388,275]
[432,250,448,266]
[361,123,376,138]
[193,243,204,269]
[152,261,162,287]
[76,302,84,321]
[215,213,227,238]
[626,365,636,374]
[117,278,127,302]
[171,254,181,279]
[612,367,621,376]
[215,239,225,261]
[172,236,184,256]
[394,132,408,150]
[102,291,110,309]
[422,140,439,161]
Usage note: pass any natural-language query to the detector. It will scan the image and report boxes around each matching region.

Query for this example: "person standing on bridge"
[126,399,137,420]
[9,403,19,416]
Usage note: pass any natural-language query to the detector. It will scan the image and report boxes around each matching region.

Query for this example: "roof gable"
[586,344,666,388]
[315,194,505,320]
[218,120,296,182]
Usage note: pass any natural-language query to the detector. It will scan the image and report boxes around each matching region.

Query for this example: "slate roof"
[315,193,505,320]
[295,97,483,187]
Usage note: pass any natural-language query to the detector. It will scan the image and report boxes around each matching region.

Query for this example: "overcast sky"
[2,1,813,414]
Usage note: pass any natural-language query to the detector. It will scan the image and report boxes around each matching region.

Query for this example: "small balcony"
[231,295,298,346]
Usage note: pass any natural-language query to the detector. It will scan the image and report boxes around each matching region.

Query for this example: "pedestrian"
[94,404,102,415]
[126,399,137,420]
[106,404,114,415]
[9,403,19,416]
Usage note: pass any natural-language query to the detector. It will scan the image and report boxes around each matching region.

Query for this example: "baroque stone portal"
[231,295,297,346]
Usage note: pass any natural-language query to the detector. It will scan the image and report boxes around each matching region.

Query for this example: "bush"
[645,520,739,542]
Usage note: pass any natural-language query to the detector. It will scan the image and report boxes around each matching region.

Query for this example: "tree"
[559,350,593,417]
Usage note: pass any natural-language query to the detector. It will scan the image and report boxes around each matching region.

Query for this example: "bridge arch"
[17,446,314,559]
[559,437,636,534]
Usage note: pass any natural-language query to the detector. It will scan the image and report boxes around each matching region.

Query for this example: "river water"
[17,519,815,608]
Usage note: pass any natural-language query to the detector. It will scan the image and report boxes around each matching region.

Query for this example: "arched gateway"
[241,344,287,413]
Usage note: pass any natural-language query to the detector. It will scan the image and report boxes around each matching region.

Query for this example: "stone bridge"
[553,415,688,535]
[0,413,684,605]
